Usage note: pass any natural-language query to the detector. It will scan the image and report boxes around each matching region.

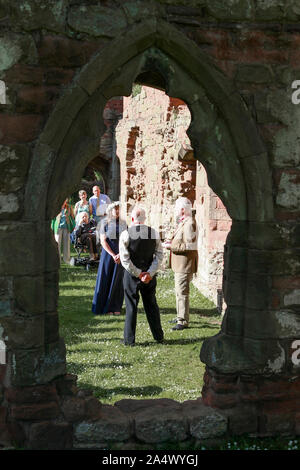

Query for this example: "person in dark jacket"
[75,212,98,260]
[119,206,164,346]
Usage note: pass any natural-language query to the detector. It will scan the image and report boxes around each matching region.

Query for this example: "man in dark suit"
[119,206,164,346]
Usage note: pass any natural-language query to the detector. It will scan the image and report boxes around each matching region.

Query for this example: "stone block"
[44,271,59,313]
[54,374,78,397]
[134,403,188,443]
[0,114,43,145]
[222,306,244,336]
[68,5,127,37]
[1,314,44,349]
[0,222,44,276]
[11,401,60,421]
[235,64,274,83]
[5,383,58,404]
[61,397,86,423]
[29,421,73,450]
[76,19,157,95]
[0,144,30,193]
[39,84,88,151]
[3,64,44,85]
[14,275,44,315]
[244,338,286,374]
[182,400,227,439]
[16,85,60,114]
[245,274,271,310]
[276,171,300,210]
[37,35,102,68]
[45,312,59,344]
[244,309,300,340]
[0,33,37,72]
[37,338,66,384]
[10,0,69,33]
[206,0,255,20]
[223,271,246,307]
[74,405,132,443]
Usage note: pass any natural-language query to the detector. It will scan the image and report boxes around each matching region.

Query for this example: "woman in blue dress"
[92,202,126,316]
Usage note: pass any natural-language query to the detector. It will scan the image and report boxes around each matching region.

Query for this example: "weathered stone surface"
[54,374,78,397]
[1,314,44,349]
[68,5,127,37]
[235,64,274,83]
[244,309,300,339]
[14,275,44,315]
[61,397,86,423]
[0,114,43,145]
[0,193,19,217]
[5,383,58,404]
[182,400,227,439]
[16,85,60,114]
[244,338,286,374]
[74,405,132,443]
[206,0,255,20]
[37,35,103,68]
[29,421,73,450]
[45,312,59,344]
[10,0,69,33]
[276,172,300,210]
[0,222,44,276]
[0,145,30,193]
[134,403,188,443]
[11,401,60,420]
[0,33,37,71]
[283,289,300,307]
[123,0,166,23]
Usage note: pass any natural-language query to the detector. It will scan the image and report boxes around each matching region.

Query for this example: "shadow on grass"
[67,361,132,372]
[80,383,163,400]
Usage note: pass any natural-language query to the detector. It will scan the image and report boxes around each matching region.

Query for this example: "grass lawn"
[58,262,220,404]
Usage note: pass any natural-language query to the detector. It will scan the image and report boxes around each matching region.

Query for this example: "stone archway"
[2,18,298,448]
[24,19,274,381]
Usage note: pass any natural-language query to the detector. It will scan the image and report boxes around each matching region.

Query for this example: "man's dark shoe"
[171,324,188,331]
[168,318,177,324]
[120,339,135,347]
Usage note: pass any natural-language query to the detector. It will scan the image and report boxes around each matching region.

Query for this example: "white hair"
[175,197,192,216]
[78,211,89,223]
[131,205,146,223]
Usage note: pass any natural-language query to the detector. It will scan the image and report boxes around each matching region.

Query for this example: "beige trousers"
[174,272,193,326]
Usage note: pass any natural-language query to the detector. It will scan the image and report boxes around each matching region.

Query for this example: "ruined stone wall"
[115,85,196,236]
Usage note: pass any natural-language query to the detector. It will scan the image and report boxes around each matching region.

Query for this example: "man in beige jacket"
[164,197,198,330]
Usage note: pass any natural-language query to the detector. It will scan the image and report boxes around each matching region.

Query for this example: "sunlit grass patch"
[58,264,220,404]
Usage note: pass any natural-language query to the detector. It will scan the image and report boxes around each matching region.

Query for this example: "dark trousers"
[123,270,164,345]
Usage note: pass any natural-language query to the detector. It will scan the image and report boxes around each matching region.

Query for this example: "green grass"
[58,263,220,404]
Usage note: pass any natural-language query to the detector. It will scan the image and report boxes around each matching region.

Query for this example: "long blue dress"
[92,219,126,315]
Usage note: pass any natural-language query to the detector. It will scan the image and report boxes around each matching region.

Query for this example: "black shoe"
[120,339,135,347]
[171,324,188,331]
[168,319,177,324]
